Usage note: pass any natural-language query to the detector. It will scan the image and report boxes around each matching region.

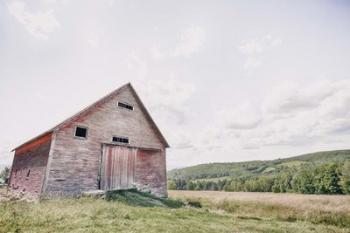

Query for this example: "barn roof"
[12,83,170,151]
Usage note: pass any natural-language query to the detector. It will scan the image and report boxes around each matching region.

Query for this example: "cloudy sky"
[1,0,350,170]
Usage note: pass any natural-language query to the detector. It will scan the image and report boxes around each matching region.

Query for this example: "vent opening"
[118,102,134,111]
[112,136,129,144]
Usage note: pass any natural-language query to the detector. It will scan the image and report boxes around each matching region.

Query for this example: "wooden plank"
[127,149,136,187]
[107,146,113,190]
[101,145,137,191]
[100,145,105,190]
[113,146,118,189]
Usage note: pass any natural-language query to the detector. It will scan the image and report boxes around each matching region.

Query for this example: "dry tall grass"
[169,191,350,213]
[169,191,350,228]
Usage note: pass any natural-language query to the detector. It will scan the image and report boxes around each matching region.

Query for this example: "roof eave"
[11,130,54,152]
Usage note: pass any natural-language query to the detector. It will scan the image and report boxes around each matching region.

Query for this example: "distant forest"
[168,150,350,195]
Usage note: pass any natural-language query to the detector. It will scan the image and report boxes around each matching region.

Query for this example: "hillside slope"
[168,149,350,180]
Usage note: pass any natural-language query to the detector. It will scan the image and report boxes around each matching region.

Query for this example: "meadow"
[1,188,350,233]
[169,191,350,228]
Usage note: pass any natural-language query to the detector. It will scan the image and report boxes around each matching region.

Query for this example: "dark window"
[112,136,129,144]
[26,169,31,177]
[118,102,134,111]
[75,126,87,138]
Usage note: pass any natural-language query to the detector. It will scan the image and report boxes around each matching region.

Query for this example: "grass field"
[169,191,350,230]
[169,190,350,213]
[1,188,350,233]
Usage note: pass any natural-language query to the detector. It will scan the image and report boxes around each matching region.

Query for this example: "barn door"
[100,145,137,190]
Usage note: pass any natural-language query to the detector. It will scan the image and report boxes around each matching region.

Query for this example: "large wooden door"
[100,145,137,190]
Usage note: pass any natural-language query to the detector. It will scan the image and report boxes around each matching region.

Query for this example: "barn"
[9,83,169,199]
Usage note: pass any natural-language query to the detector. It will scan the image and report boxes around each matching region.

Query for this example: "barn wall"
[135,149,167,197]
[43,85,166,197]
[9,134,52,198]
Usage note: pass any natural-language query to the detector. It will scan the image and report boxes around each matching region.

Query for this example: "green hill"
[168,149,350,180]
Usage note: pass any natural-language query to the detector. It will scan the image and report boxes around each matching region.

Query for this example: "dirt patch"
[0,187,33,202]
[0,187,10,202]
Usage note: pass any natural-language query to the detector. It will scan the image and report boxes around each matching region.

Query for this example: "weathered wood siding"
[9,134,52,198]
[135,149,167,197]
[43,85,167,197]
[101,145,137,190]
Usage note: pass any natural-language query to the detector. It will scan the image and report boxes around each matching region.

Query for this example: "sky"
[1,0,350,170]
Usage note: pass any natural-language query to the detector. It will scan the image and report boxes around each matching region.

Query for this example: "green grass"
[194,176,231,182]
[105,189,184,208]
[262,167,276,174]
[276,160,306,168]
[1,190,350,233]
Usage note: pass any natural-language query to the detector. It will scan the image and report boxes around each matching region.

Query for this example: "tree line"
[168,161,350,194]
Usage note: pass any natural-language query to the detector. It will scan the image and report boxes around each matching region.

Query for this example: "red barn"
[9,83,169,199]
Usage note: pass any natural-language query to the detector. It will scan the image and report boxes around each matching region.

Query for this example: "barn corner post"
[40,131,57,199]
[97,144,104,190]
[163,148,168,198]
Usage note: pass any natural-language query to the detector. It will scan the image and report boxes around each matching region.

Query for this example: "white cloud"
[239,34,282,55]
[126,52,149,79]
[42,0,57,4]
[151,25,205,59]
[0,142,15,167]
[124,51,197,151]
[169,132,196,150]
[238,34,282,71]
[87,32,100,48]
[134,75,196,150]
[199,79,350,151]
[243,57,262,70]
[218,102,262,130]
[135,75,195,121]
[150,45,165,60]
[262,82,319,117]
[126,53,196,118]
[173,25,205,57]
[42,0,70,5]
[7,1,60,40]
[259,80,350,145]
[106,0,115,6]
